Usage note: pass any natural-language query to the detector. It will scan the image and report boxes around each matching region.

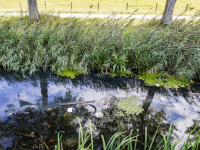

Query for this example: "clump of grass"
[55,131,65,150]
[55,119,200,150]
[1,14,200,84]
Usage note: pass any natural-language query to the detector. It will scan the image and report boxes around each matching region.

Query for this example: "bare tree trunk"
[162,0,177,24]
[27,0,40,21]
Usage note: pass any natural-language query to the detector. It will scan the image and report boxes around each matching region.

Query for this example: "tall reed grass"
[1,13,200,79]
[55,120,200,150]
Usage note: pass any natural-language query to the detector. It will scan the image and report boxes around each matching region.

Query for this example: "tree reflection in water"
[1,72,200,149]
[0,102,171,150]
[0,88,92,150]
[91,93,170,150]
[0,107,91,150]
[40,73,48,107]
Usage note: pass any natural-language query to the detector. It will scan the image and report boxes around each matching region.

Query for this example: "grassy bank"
[1,15,200,82]
[0,0,200,16]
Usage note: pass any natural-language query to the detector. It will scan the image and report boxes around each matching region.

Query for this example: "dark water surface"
[0,71,200,149]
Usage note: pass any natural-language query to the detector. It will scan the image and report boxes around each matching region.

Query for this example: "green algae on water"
[54,68,82,79]
[115,96,143,117]
[139,72,194,88]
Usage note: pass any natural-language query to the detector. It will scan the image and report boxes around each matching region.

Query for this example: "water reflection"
[0,86,92,149]
[39,73,48,107]
[0,72,200,149]
[0,108,79,149]
[90,95,169,149]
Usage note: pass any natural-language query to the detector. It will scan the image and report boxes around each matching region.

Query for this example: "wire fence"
[0,1,199,16]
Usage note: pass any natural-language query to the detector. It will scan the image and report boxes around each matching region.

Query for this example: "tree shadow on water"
[91,94,172,150]
[0,106,91,150]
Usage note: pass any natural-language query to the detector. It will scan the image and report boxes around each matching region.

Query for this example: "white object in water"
[7,112,14,117]
[67,108,73,112]
[94,112,104,118]
[155,84,160,87]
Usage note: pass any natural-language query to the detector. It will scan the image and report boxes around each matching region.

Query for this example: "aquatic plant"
[54,119,136,150]
[1,14,200,83]
[111,52,128,74]
[77,119,135,150]
[139,71,194,88]
[77,119,94,150]
[54,68,82,79]
[115,96,143,117]
[56,119,200,150]
[55,131,65,150]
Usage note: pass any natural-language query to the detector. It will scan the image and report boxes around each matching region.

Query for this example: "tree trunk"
[162,0,177,25]
[27,0,40,21]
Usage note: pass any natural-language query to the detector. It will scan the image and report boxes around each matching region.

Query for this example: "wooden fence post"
[44,1,46,10]
[185,3,189,12]
[98,2,99,11]
[71,2,72,11]
[19,1,23,12]
[155,3,158,13]
[126,3,128,11]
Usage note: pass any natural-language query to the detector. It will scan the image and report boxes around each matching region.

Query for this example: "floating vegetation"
[139,72,195,88]
[115,96,143,117]
[54,68,82,79]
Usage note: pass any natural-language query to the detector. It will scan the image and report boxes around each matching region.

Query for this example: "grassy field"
[0,0,200,16]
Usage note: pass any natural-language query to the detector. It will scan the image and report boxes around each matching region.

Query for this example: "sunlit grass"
[55,119,200,150]
[0,0,200,16]
[1,14,200,80]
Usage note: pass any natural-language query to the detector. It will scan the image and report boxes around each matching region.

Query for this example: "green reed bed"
[1,14,200,80]
[55,119,200,150]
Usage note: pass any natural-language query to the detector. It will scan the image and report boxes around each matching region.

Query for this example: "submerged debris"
[67,108,73,112]
[94,112,104,118]
[103,99,110,105]
[0,107,79,149]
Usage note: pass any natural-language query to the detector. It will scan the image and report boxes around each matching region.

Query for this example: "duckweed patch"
[115,96,143,117]
[54,69,82,79]
[139,72,194,88]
